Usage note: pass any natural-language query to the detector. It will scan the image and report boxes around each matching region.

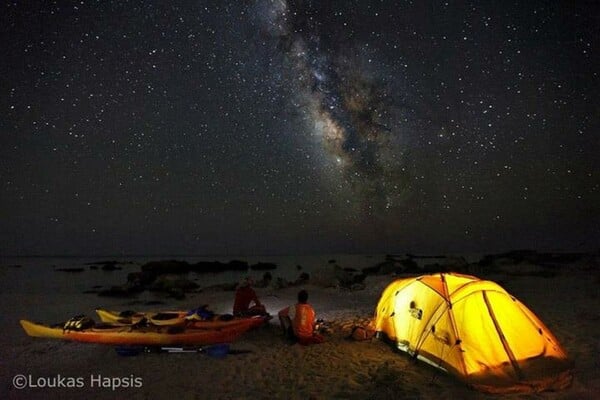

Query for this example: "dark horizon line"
[0,247,596,259]
[1,251,392,259]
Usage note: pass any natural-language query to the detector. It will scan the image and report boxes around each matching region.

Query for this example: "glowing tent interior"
[373,273,572,393]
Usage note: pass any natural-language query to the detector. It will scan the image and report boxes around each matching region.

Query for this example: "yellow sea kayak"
[20,319,250,346]
[95,308,270,329]
[96,309,188,326]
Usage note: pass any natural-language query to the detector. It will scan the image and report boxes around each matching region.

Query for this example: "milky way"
[256,0,411,217]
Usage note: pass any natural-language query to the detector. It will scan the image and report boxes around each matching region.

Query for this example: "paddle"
[115,344,252,357]
[158,344,253,357]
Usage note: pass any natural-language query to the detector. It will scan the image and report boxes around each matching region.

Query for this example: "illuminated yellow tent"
[373,273,572,393]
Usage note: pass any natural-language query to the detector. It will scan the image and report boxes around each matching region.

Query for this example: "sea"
[0,254,388,294]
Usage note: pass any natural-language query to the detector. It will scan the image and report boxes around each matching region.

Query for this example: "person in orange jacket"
[233,277,266,316]
[278,289,324,345]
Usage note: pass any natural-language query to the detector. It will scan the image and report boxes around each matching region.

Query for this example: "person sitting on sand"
[278,289,324,345]
[233,277,267,316]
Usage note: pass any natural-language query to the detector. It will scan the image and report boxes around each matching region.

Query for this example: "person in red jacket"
[233,277,266,316]
[278,289,324,345]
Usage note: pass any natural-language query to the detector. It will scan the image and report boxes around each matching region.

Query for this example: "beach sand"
[1,256,599,399]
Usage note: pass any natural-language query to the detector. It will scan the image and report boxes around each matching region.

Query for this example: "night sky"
[1,1,598,256]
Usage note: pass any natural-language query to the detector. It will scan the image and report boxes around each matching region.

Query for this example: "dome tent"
[373,273,572,393]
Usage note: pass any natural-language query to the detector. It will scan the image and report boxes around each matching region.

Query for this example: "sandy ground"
[1,263,599,400]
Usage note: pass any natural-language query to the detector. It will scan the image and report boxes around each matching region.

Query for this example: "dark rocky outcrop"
[85,260,134,270]
[202,282,239,291]
[192,260,249,273]
[296,272,310,285]
[144,300,166,306]
[98,286,137,297]
[362,258,418,276]
[423,257,469,273]
[141,260,191,275]
[250,262,277,271]
[101,263,122,271]
[362,254,471,276]
[422,263,450,273]
[271,272,312,289]
[127,270,158,287]
[95,258,255,299]
[400,258,420,272]
[55,267,85,273]
[478,250,594,270]
[166,288,186,300]
[254,271,273,288]
[334,266,366,289]
[149,276,199,293]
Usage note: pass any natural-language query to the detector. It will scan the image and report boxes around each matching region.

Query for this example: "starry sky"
[1,1,598,256]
